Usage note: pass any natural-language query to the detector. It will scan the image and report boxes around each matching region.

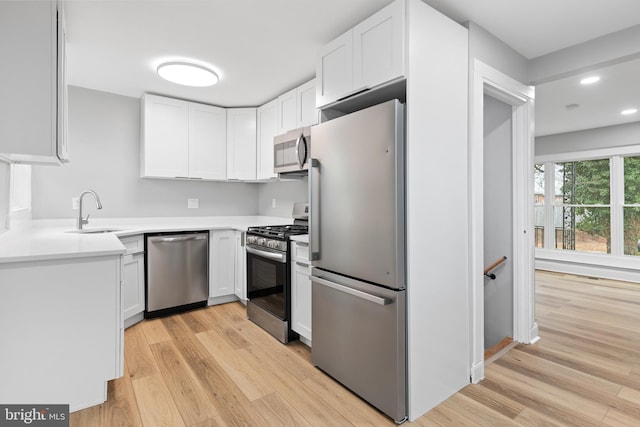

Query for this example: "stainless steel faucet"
[77,190,102,230]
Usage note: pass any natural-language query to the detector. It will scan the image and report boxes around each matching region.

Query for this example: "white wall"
[536,121,640,157]
[0,162,9,231]
[32,86,259,219]
[483,95,513,349]
[257,179,308,218]
[466,22,529,84]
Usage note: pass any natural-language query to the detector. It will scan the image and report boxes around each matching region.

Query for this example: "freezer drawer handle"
[150,235,207,243]
[246,246,286,263]
[313,276,391,306]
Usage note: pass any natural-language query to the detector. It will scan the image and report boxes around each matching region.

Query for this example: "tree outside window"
[624,156,640,256]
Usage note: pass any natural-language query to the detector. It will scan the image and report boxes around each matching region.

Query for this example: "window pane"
[534,206,544,248]
[624,207,640,256]
[624,156,640,204]
[554,206,610,253]
[557,159,610,205]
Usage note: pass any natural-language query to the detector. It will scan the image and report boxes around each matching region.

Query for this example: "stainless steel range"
[246,203,308,343]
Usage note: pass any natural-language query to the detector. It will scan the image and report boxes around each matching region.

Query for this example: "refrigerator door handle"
[310,158,320,260]
[312,276,391,306]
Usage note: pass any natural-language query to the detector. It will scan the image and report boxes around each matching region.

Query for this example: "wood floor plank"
[124,323,159,380]
[150,340,221,425]
[196,329,276,401]
[101,369,144,427]
[131,374,186,427]
[139,317,171,345]
[459,382,524,420]
[439,393,520,426]
[251,392,313,427]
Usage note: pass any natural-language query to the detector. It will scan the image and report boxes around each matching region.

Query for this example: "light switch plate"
[272,198,276,208]
[188,198,199,209]
[72,197,79,210]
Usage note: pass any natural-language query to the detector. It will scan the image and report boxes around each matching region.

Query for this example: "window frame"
[535,145,640,258]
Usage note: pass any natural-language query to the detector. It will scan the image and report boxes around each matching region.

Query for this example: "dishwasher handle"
[312,276,391,306]
[149,235,207,243]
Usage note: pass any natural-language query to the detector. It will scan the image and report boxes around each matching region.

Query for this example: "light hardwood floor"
[71,271,640,426]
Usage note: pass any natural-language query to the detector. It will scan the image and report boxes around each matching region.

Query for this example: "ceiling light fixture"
[580,76,600,85]
[157,61,219,87]
[621,108,638,116]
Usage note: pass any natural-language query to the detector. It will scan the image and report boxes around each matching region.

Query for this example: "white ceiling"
[64,0,640,134]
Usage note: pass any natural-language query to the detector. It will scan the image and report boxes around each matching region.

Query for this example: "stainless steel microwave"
[273,127,311,174]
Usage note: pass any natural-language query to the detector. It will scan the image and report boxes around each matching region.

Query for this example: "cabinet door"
[316,30,353,108]
[352,0,405,91]
[234,231,247,302]
[256,99,278,180]
[0,1,59,164]
[226,108,257,181]
[291,260,312,341]
[297,79,318,127]
[188,102,227,180]
[210,230,236,297]
[122,253,145,320]
[142,94,189,178]
[278,88,298,134]
[56,2,69,162]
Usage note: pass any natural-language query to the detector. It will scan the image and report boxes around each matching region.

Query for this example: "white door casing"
[469,60,538,383]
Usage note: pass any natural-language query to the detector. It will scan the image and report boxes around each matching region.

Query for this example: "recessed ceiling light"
[157,62,219,87]
[566,103,580,111]
[621,108,638,116]
[580,76,600,85]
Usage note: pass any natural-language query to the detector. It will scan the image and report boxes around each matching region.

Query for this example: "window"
[9,164,31,214]
[623,156,640,256]
[554,159,610,253]
[534,163,544,248]
[536,153,640,257]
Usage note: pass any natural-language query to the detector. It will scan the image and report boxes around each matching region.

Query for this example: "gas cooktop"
[246,224,308,240]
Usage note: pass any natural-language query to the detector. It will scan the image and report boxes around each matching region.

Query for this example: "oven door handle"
[246,246,286,263]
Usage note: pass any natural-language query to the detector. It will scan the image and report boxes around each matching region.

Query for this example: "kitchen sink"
[65,228,122,234]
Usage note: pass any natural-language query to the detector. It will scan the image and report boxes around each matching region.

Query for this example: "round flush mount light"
[621,108,638,116]
[157,62,219,87]
[566,103,580,111]
[580,76,600,85]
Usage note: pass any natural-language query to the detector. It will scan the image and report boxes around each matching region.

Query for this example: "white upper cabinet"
[0,1,68,165]
[141,94,190,178]
[226,108,257,181]
[297,80,318,127]
[316,0,405,108]
[188,103,227,180]
[278,79,319,134]
[141,94,227,180]
[316,31,353,108]
[256,99,279,180]
[278,88,298,134]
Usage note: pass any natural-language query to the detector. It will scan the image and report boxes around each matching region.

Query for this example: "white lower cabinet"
[234,231,247,302]
[290,237,311,344]
[120,235,145,327]
[209,230,236,298]
[0,255,123,412]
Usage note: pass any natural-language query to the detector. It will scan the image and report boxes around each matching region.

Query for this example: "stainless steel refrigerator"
[310,99,406,423]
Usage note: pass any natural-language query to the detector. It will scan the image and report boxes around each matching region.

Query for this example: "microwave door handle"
[295,134,307,169]
[310,158,320,260]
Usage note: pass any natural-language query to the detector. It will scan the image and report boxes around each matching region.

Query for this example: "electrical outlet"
[72,197,79,210]
[272,198,276,209]
[188,198,199,209]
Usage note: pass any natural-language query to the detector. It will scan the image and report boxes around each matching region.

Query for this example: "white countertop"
[0,216,291,264]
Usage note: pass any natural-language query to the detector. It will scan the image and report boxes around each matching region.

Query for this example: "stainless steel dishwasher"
[144,230,209,318]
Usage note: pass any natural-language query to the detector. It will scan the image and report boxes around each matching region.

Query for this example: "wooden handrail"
[484,256,507,279]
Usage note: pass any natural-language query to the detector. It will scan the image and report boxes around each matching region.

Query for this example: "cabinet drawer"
[293,240,309,262]
[119,235,144,255]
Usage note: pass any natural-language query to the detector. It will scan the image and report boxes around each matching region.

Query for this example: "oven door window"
[247,249,287,319]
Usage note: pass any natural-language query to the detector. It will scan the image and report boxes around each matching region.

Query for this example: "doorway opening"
[469,60,538,383]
